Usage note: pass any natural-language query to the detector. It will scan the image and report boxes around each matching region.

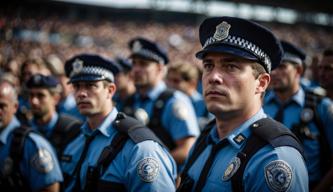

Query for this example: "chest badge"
[222,156,241,181]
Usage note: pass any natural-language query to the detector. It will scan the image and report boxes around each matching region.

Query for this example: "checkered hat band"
[203,35,271,72]
[133,48,164,64]
[70,66,114,82]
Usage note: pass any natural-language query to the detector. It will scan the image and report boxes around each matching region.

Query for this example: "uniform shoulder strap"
[10,126,35,165]
[52,114,82,156]
[148,88,176,150]
[231,118,304,192]
[179,119,215,180]
[83,112,165,191]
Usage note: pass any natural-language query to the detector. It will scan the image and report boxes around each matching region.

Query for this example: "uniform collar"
[81,108,118,137]
[208,108,267,149]
[265,88,305,107]
[0,116,21,145]
[190,90,203,101]
[31,113,59,135]
[138,81,166,101]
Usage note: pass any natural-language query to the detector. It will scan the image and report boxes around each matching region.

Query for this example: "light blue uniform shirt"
[61,108,177,192]
[31,113,59,139]
[132,82,200,141]
[264,88,333,182]
[0,116,63,191]
[185,109,308,191]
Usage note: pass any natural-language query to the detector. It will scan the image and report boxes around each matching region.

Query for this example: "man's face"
[166,72,189,94]
[28,88,58,119]
[318,55,333,90]
[0,83,18,130]
[202,53,262,116]
[115,72,132,91]
[270,62,300,92]
[73,81,115,117]
[131,57,161,89]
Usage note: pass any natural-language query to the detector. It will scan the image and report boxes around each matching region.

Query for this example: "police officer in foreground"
[0,79,63,191]
[126,37,200,167]
[264,40,333,191]
[60,54,177,192]
[177,17,308,191]
[26,74,82,158]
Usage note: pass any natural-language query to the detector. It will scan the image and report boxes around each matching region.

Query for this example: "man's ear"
[108,83,117,98]
[256,73,271,94]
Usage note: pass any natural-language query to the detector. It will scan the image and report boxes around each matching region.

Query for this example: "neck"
[215,105,260,139]
[275,84,300,103]
[119,84,136,98]
[87,108,112,130]
[35,113,53,125]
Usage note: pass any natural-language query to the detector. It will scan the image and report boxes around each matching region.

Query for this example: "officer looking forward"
[126,37,200,167]
[177,17,308,192]
[60,54,177,192]
[0,78,63,192]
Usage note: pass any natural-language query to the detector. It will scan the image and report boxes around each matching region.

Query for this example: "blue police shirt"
[61,108,177,192]
[264,87,333,182]
[31,112,59,139]
[132,82,200,141]
[0,116,63,191]
[185,109,308,191]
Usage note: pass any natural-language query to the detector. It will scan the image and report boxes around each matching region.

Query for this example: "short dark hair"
[251,62,267,79]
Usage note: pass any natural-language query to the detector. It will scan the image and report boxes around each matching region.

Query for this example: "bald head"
[0,80,18,130]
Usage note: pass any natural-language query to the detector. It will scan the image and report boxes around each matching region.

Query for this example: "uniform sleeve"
[21,133,63,191]
[243,146,308,192]
[318,98,333,152]
[162,92,200,141]
[125,140,177,192]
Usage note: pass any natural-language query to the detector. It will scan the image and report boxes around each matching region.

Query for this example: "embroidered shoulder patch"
[30,149,54,173]
[137,157,160,182]
[264,160,292,192]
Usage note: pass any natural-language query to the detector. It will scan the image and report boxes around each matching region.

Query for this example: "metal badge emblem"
[300,108,314,123]
[213,21,231,41]
[132,40,142,53]
[72,58,84,75]
[222,156,241,181]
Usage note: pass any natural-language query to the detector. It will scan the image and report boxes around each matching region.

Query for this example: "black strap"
[70,133,97,191]
[231,118,303,192]
[51,115,82,157]
[1,126,35,191]
[177,119,215,192]
[84,132,128,192]
[148,88,176,150]
[83,112,165,192]
[194,139,229,192]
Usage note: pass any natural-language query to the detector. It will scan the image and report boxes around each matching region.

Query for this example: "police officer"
[264,40,333,190]
[61,54,177,192]
[177,17,308,191]
[113,57,136,112]
[0,78,63,191]
[319,48,333,100]
[127,37,200,166]
[166,61,213,130]
[26,74,82,157]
